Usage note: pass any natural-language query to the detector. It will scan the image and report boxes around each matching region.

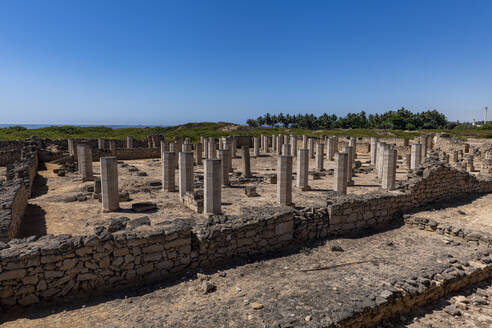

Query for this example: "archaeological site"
[0,132,491,327]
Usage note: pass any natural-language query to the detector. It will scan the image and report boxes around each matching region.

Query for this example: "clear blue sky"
[1,0,491,125]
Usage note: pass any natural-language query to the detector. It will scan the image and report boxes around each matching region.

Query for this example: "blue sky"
[1,0,491,125]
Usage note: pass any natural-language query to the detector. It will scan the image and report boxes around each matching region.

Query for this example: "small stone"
[201,281,216,294]
[386,241,394,246]
[444,305,461,316]
[305,315,311,322]
[131,202,157,212]
[470,295,487,305]
[251,302,263,310]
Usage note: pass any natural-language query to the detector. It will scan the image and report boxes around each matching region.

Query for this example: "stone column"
[296,149,310,190]
[316,143,324,170]
[182,143,192,152]
[420,138,427,160]
[204,159,221,215]
[169,142,178,169]
[343,146,354,185]
[465,155,474,172]
[208,138,216,159]
[404,153,411,168]
[77,144,93,181]
[277,155,293,205]
[98,138,106,150]
[160,140,169,155]
[377,143,389,178]
[126,136,134,148]
[179,152,194,197]
[349,137,357,159]
[218,149,230,186]
[223,141,233,173]
[162,152,176,192]
[282,144,291,156]
[67,139,77,158]
[277,134,284,155]
[253,136,260,157]
[308,138,315,158]
[218,138,224,150]
[174,137,183,155]
[100,157,119,212]
[334,152,348,194]
[203,137,209,159]
[382,148,397,190]
[272,135,277,153]
[302,135,308,149]
[327,137,335,161]
[403,139,409,147]
[241,146,251,177]
[333,136,339,152]
[283,135,290,144]
[290,135,297,157]
[108,140,116,152]
[231,136,237,158]
[410,144,422,170]
[370,137,378,165]
[194,143,203,165]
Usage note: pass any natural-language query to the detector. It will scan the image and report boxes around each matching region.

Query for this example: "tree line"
[246,108,451,130]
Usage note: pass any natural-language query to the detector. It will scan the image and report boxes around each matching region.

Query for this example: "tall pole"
[485,106,488,125]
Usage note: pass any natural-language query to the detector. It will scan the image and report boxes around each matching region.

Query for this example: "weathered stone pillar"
[296,149,310,190]
[108,140,116,152]
[403,139,409,147]
[333,136,339,152]
[465,155,474,172]
[179,152,194,197]
[420,137,427,159]
[208,138,216,159]
[316,143,324,170]
[162,152,176,192]
[349,137,357,159]
[302,135,308,149]
[67,139,77,158]
[272,135,277,153]
[194,143,203,165]
[410,144,422,170]
[77,144,93,181]
[182,143,192,152]
[277,155,293,205]
[308,138,315,158]
[327,137,335,161]
[204,159,221,215]
[253,136,260,157]
[223,140,233,173]
[404,153,411,168]
[174,137,183,155]
[160,140,169,155]
[203,137,209,159]
[126,136,134,148]
[334,152,348,194]
[343,146,354,185]
[218,149,230,186]
[382,148,397,190]
[282,144,291,156]
[370,137,378,165]
[277,134,284,155]
[169,142,178,169]
[100,157,119,212]
[231,136,237,158]
[290,135,297,157]
[283,135,290,144]
[241,146,251,177]
[218,138,224,150]
[377,143,388,178]
[98,138,106,150]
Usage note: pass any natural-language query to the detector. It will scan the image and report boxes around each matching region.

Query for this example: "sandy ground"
[1,197,491,327]
[19,151,408,237]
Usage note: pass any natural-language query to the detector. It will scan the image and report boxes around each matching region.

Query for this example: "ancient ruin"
[0,133,491,327]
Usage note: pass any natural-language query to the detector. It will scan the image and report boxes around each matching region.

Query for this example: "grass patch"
[0,123,490,141]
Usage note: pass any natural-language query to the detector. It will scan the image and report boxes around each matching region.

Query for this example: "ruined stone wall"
[1,153,492,308]
[0,150,22,166]
[92,148,161,161]
[0,148,38,242]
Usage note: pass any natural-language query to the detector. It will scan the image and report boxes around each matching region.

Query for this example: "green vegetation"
[1,121,490,142]
[247,108,449,130]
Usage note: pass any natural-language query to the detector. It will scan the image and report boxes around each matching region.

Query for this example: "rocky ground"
[1,194,491,327]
